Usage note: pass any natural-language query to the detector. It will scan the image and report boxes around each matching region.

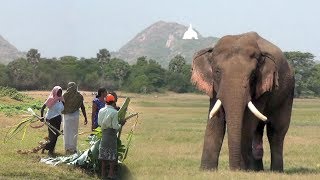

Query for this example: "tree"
[168,55,186,73]
[126,75,150,93]
[167,56,194,93]
[167,64,194,93]
[105,58,130,89]
[124,57,167,93]
[307,63,320,96]
[97,48,111,66]
[136,56,148,66]
[7,58,35,89]
[284,51,316,97]
[26,48,41,68]
[58,56,78,87]
[145,59,166,90]
[97,49,111,86]
[26,49,41,87]
[84,72,100,90]
[0,64,9,86]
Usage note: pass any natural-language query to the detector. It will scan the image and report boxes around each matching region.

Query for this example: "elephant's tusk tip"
[247,101,268,121]
[261,116,268,121]
[209,99,222,119]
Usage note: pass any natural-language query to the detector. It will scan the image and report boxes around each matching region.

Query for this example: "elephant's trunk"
[219,84,248,170]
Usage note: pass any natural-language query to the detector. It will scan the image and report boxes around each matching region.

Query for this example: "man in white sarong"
[62,82,88,154]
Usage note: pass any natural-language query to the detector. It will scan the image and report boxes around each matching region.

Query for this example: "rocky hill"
[114,21,219,67]
[0,35,24,64]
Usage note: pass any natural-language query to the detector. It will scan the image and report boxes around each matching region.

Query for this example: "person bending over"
[40,86,64,157]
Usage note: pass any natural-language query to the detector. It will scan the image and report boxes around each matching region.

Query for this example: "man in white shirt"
[98,94,126,179]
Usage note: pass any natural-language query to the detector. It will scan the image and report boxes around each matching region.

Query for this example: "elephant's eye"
[214,68,221,80]
[215,68,221,75]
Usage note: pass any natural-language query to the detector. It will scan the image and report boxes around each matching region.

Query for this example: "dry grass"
[0,92,320,179]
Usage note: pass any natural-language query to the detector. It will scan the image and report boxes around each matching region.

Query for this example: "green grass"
[1,92,320,179]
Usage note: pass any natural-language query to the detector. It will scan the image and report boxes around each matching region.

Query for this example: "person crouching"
[98,94,126,179]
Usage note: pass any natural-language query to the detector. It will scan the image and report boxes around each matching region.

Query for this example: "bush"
[0,86,31,101]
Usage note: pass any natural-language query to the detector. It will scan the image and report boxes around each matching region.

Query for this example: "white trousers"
[63,110,79,152]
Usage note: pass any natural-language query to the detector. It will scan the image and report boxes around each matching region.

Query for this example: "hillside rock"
[0,35,24,64]
[115,21,219,67]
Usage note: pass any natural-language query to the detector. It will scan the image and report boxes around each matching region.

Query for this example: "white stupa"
[182,24,198,39]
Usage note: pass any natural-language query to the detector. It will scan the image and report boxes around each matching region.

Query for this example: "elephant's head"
[191,32,279,169]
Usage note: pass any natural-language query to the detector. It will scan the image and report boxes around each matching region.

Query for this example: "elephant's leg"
[251,121,265,171]
[242,106,266,171]
[241,112,260,171]
[266,125,285,172]
[267,97,292,172]
[200,111,226,170]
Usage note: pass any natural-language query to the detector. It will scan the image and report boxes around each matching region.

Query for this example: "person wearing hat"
[98,94,126,179]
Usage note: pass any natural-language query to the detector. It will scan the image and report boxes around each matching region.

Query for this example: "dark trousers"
[44,115,62,152]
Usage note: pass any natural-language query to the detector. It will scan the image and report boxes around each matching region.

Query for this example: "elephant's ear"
[191,48,214,98]
[255,36,280,98]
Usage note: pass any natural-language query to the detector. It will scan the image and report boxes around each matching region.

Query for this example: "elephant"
[191,32,294,172]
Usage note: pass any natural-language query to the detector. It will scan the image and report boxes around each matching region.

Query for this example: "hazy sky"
[0,0,319,58]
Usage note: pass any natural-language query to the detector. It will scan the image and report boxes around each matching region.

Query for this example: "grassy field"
[0,91,320,179]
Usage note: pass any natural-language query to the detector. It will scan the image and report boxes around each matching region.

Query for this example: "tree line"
[0,49,319,97]
[0,49,194,94]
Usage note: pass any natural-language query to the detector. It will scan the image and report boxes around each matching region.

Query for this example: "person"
[62,82,88,154]
[91,87,107,131]
[40,86,64,157]
[98,94,126,179]
[109,91,120,110]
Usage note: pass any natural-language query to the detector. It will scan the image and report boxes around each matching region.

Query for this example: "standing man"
[98,94,126,179]
[62,82,88,154]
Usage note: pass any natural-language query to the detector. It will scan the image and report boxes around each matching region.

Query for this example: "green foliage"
[104,58,130,89]
[0,64,9,86]
[2,49,320,97]
[124,57,167,93]
[0,86,41,116]
[97,48,111,65]
[0,101,42,116]
[26,48,40,67]
[307,64,320,96]
[167,56,194,93]
[7,58,37,90]
[167,72,191,93]
[284,51,319,97]
[0,86,31,101]
[168,55,186,73]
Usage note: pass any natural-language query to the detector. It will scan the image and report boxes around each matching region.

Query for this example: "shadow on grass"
[118,163,133,180]
[94,163,133,180]
[285,167,320,174]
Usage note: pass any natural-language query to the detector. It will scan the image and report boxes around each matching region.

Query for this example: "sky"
[0,0,319,58]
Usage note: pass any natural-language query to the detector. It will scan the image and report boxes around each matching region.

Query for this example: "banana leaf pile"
[40,97,139,173]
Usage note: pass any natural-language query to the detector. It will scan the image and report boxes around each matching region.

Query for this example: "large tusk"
[247,101,267,121]
[209,99,222,119]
